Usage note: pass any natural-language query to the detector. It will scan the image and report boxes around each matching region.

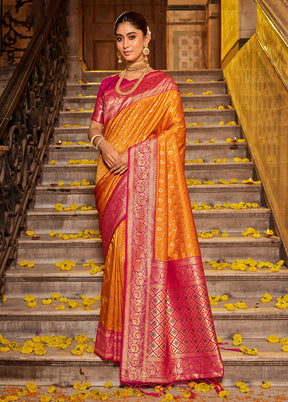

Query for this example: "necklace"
[126,58,148,71]
[115,64,149,96]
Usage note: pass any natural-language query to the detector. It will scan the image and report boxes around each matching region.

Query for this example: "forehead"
[115,22,142,36]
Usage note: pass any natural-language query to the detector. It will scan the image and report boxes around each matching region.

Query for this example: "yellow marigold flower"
[219,390,230,398]
[3,295,7,303]
[267,335,279,343]
[49,231,57,237]
[261,293,272,303]
[32,336,41,343]
[26,382,37,392]
[48,386,57,394]
[19,260,29,267]
[62,234,69,240]
[230,178,238,184]
[0,346,10,352]
[63,124,70,127]
[75,334,90,343]
[217,337,222,343]
[40,396,51,402]
[58,181,64,186]
[208,139,216,143]
[211,229,219,235]
[195,383,210,392]
[17,389,29,396]
[280,337,288,345]
[56,305,65,310]
[221,233,229,237]
[21,346,33,354]
[25,230,34,236]
[42,298,52,305]
[27,301,37,308]
[164,392,174,400]
[26,262,35,269]
[54,204,63,211]
[282,345,288,352]
[261,381,271,389]
[24,295,36,302]
[234,301,247,309]
[104,382,113,389]
[213,204,221,210]
[50,293,60,300]
[275,301,288,309]
[224,303,235,311]
[221,295,228,301]
[219,121,225,126]
[49,160,56,165]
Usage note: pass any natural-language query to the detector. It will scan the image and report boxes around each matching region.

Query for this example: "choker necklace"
[115,64,150,96]
[126,58,148,71]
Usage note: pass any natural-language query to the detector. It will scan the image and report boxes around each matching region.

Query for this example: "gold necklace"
[115,65,149,96]
[126,58,148,71]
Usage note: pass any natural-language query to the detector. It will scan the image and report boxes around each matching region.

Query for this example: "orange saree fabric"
[92,71,223,384]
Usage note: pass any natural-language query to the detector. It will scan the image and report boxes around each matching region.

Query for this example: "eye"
[129,35,136,40]
[116,37,122,42]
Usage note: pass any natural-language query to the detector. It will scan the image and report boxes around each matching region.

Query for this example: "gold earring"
[143,46,150,56]
[117,52,122,63]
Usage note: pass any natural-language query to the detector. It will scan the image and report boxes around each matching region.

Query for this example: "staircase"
[0,69,287,388]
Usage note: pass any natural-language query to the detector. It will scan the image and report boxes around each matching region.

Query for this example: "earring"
[117,51,122,63]
[143,46,150,56]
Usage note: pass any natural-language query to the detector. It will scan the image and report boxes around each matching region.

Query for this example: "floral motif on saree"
[93,71,223,384]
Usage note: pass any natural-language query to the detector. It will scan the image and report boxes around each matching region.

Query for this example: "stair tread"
[18,234,281,244]
[26,208,269,216]
[49,142,247,149]
[6,265,287,278]
[0,337,287,363]
[43,162,254,169]
[1,297,287,316]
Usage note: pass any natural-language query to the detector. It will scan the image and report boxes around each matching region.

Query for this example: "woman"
[88,11,223,385]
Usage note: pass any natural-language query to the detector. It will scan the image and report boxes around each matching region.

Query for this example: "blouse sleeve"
[91,80,106,124]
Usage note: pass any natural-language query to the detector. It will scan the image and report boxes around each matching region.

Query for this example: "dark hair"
[114,11,148,36]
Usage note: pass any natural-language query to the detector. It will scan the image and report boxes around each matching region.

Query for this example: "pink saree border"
[94,324,122,362]
[120,137,223,384]
[100,173,127,259]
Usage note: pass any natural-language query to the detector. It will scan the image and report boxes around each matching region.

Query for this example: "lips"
[124,51,132,56]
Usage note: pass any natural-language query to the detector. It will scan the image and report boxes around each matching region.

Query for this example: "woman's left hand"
[110,149,128,175]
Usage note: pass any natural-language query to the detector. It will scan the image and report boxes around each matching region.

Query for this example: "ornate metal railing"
[0,0,34,64]
[0,0,68,301]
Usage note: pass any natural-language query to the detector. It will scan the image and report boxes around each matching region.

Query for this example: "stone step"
[40,162,254,185]
[0,298,287,342]
[5,264,288,298]
[62,94,232,111]
[16,236,281,264]
[1,336,288,386]
[82,69,224,83]
[58,109,236,127]
[65,81,227,97]
[25,208,270,234]
[34,183,262,208]
[48,142,249,163]
[53,125,242,144]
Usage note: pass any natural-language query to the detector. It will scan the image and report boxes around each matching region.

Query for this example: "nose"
[122,37,128,48]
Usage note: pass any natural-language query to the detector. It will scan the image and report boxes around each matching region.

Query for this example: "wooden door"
[82,0,167,70]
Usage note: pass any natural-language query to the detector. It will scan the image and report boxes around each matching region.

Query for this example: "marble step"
[0,298,287,342]
[62,94,232,111]
[47,142,249,163]
[0,334,287,386]
[58,109,236,127]
[16,235,281,264]
[40,162,254,185]
[82,69,224,83]
[25,208,271,234]
[65,81,227,97]
[34,183,262,208]
[5,265,288,298]
[53,125,242,143]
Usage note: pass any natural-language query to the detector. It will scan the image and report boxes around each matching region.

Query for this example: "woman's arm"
[88,120,120,170]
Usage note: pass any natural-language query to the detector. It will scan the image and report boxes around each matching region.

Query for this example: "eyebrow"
[116,31,137,36]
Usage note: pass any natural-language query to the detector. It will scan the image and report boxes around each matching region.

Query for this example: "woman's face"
[115,22,149,63]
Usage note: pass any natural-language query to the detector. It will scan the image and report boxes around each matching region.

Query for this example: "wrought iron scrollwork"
[0,0,33,64]
[0,0,68,300]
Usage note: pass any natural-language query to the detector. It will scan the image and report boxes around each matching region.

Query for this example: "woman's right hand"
[98,139,119,170]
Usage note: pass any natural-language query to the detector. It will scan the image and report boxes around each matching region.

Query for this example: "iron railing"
[0,0,68,300]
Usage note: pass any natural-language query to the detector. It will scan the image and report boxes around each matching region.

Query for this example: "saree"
[92,71,224,384]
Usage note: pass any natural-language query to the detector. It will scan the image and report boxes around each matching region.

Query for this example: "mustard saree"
[91,71,223,384]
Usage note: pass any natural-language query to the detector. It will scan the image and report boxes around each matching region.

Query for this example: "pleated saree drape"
[92,71,223,384]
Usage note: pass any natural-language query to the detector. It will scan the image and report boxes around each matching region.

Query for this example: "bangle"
[90,134,103,148]
[96,137,105,150]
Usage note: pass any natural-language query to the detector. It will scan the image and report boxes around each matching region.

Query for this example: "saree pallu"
[93,71,223,384]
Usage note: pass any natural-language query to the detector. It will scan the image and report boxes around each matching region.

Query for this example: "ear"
[144,29,151,47]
